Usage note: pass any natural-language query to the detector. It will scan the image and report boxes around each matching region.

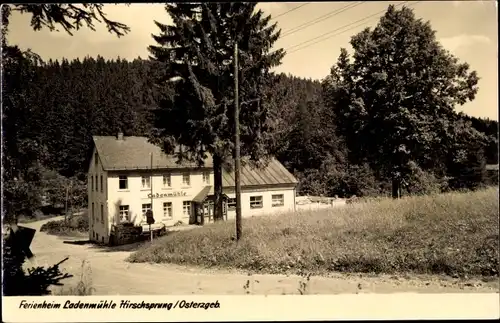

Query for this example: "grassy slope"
[128,188,499,277]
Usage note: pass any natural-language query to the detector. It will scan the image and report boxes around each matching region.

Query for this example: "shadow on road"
[61,238,146,253]
[87,241,148,253]
[63,239,94,246]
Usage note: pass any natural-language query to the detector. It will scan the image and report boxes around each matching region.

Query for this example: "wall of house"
[87,147,108,243]
[106,169,213,231]
[88,148,298,243]
[224,186,296,220]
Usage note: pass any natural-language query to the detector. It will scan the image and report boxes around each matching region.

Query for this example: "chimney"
[117,131,124,141]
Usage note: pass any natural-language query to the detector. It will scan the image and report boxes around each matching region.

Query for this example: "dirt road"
[22,217,499,295]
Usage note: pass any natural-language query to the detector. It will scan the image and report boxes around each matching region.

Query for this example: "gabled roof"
[221,159,298,187]
[92,136,298,187]
[92,136,213,171]
[193,186,214,203]
[192,186,230,203]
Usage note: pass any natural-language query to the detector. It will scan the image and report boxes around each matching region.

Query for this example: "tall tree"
[322,5,484,198]
[1,4,129,297]
[2,44,47,221]
[148,3,284,221]
[1,4,129,222]
[458,113,498,165]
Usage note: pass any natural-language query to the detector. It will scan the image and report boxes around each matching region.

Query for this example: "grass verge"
[128,188,499,277]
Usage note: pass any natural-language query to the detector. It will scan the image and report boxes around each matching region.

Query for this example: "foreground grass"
[128,188,499,277]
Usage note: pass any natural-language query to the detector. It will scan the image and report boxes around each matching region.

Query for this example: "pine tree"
[148,3,284,221]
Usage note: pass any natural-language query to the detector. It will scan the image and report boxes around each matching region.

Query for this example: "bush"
[74,214,89,231]
[40,213,89,236]
[297,162,387,198]
[128,188,499,278]
[404,163,450,196]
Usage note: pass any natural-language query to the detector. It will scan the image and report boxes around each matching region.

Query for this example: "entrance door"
[201,200,228,222]
[182,201,192,223]
[223,200,228,220]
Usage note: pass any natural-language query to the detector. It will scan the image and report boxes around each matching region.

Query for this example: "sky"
[6,1,498,120]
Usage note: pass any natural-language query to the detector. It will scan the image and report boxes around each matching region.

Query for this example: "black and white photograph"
[1,0,498,316]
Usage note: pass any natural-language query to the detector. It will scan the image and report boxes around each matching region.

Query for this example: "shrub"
[128,188,499,278]
[40,213,89,236]
[404,163,450,196]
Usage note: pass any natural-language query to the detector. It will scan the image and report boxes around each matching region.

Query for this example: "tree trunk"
[391,178,400,199]
[213,154,224,222]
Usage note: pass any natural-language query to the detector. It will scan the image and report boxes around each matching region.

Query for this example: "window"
[141,176,151,189]
[182,201,191,217]
[96,233,99,241]
[182,173,190,186]
[272,194,284,207]
[119,205,130,223]
[163,202,173,218]
[100,175,103,193]
[91,203,95,222]
[94,152,98,167]
[119,176,128,190]
[163,174,171,188]
[100,204,104,223]
[250,196,263,209]
[227,198,236,211]
[95,175,98,192]
[90,176,93,191]
[202,172,210,184]
[142,203,152,219]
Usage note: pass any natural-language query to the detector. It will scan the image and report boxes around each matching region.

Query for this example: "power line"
[285,2,409,52]
[286,1,421,54]
[270,3,310,21]
[286,20,373,54]
[280,2,366,39]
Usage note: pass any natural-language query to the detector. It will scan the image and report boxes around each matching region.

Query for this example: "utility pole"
[150,152,154,242]
[64,181,69,222]
[234,42,242,241]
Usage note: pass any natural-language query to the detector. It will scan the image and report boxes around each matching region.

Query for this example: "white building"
[87,133,298,244]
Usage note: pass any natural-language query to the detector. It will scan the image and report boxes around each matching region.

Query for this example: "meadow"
[128,188,499,277]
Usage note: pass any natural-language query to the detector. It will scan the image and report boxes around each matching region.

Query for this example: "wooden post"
[234,42,242,241]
